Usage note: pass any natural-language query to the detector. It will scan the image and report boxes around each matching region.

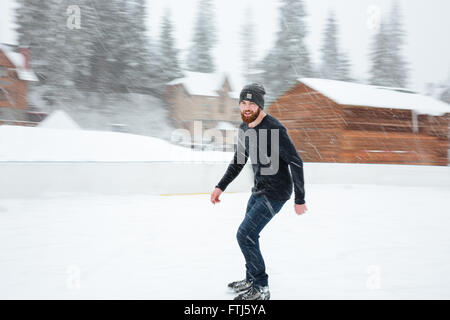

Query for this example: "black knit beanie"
[239,83,266,109]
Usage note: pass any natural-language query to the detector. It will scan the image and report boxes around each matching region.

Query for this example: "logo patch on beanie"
[246,93,252,99]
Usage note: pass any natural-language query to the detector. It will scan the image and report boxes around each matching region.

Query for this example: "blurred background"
[0,0,449,163]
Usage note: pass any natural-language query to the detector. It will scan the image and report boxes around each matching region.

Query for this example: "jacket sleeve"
[215,128,249,191]
[278,127,306,204]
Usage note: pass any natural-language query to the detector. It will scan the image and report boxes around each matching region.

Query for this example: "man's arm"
[278,127,305,205]
[215,129,249,192]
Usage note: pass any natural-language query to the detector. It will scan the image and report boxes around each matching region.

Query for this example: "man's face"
[240,100,260,124]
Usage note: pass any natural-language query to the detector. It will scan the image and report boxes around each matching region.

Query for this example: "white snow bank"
[0,162,254,197]
[38,110,81,130]
[0,161,448,198]
[0,125,233,162]
[299,78,450,116]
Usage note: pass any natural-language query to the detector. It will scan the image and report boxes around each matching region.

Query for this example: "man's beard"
[241,107,261,124]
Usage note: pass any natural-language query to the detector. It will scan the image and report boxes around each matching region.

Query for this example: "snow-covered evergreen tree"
[387,0,409,88]
[15,0,52,74]
[369,0,409,88]
[319,11,352,81]
[88,0,126,94]
[66,1,97,93]
[118,0,165,95]
[240,7,257,84]
[159,7,183,83]
[16,0,95,107]
[369,20,392,86]
[186,0,218,73]
[15,0,54,98]
[339,51,353,82]
[260,0,315,103]
[14,0,172,136]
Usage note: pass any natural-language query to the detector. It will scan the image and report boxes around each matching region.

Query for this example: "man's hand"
[210,187,223,205]
[295,203,307,215]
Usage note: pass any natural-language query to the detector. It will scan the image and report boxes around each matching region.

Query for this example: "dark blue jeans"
[236,193,287,289]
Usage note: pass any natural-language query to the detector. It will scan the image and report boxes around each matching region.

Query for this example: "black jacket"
[216,114,305,204]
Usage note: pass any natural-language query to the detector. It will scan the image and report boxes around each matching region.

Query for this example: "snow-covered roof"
[38,110,81,130]
[0,44,38,81]
[167,71,240,99]
[0,44,25,68]
[298,78,450,116]
[16,69,38,81]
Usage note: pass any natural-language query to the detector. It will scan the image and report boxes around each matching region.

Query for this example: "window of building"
[8,70,18,80]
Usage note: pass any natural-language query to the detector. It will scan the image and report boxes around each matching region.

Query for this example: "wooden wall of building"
[339,105,448,165]
[268,83,449,166]
[268,83,344,163]
[0,50,28,110]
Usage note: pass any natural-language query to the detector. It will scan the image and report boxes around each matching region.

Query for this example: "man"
[210,83,308,300]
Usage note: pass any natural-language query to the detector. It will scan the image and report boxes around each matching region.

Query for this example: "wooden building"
[0,44,39,124]
[267,78,450,166]
[164,71,241,150]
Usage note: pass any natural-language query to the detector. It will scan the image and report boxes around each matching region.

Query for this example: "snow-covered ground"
[0,124,232,162]
[1,124,449,299]
[1,184,449,300]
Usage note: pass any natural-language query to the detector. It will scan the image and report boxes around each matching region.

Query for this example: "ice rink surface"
[1,183,449,299]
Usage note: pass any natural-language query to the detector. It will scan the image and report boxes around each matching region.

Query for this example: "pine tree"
[159,7,182,83]
[369,0,409,88]
[387,0,409,88]
[319,10,352,81]
[369,20,392,86]
[16,0,92,107]
[62,0,97,93]
[15,0,52,71]
[118,0,165,94]
[319,11,339,80]
[88,0,126,94]
[186,0,218,73]
[260,0,315,103]
[240,7,257,84]
[338,51,353,82]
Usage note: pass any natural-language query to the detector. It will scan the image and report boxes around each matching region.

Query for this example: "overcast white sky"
[1,0,449,94]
